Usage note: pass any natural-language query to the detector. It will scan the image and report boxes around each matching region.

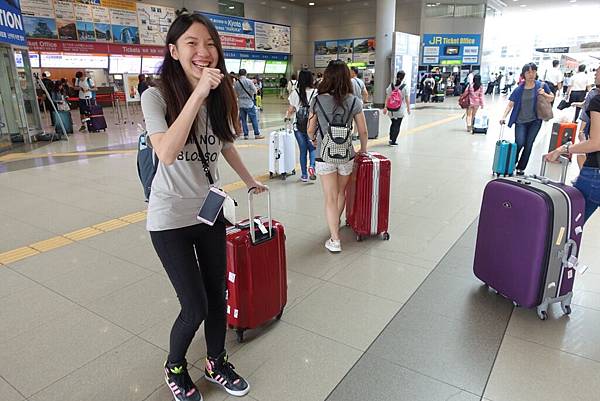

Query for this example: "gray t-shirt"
[234,77,256,109]
[518,88,536,123]
[385,83,409,118]
[351,77,366,100]
[140,87,233,231]
[310,93,363,161]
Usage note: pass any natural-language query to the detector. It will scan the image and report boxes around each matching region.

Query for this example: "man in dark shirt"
[279,75,288,99]
[137,74,149,96]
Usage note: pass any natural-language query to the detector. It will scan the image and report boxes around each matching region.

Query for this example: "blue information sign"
[421,33,481,65]
[224,50,288,61]
[0,0,27,46]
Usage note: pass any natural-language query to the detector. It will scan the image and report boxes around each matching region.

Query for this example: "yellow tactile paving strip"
[0,114,461,266]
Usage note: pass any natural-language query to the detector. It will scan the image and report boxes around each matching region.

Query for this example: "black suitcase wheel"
[276,309,284,320]
[236,329,245,343]
[356,235,363,242]
[382,232,390,241]
[269,172,274,178]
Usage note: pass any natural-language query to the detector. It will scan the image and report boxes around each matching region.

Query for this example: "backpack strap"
[239,79,254,100]
[344,97,358,127]
[315,96,329,139]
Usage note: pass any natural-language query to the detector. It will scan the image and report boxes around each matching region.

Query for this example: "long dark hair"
[394,70,405,87]
[318,60,353,107]
[297,69,314,106]
[158,12,237,143]
[473,74,482,91]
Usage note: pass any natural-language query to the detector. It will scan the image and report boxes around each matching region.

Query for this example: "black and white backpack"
[315,96,357,164]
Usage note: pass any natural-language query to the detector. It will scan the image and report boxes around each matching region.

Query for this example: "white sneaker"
[325,238,342,253]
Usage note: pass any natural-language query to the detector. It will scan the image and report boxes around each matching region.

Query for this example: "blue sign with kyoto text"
[421,33,481,66]
[0,0,27,46]
[201,12,255,36]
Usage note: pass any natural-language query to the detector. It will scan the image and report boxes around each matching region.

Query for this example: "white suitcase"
[269,127,296,180]
[473,114,489,134]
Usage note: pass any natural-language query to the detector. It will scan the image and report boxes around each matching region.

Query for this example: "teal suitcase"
[492,127,517,176]
[53,110,73,135]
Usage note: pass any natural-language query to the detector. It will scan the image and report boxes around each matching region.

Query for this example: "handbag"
[557,99,570,110]
[458,86,470,109]
[536,83,554,121]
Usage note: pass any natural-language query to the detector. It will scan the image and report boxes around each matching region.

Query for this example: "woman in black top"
[547,86,600,222]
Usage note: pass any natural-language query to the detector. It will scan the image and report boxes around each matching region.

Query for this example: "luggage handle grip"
[540,155,569,184]
[561,239,578,267]
[248,186,272,244]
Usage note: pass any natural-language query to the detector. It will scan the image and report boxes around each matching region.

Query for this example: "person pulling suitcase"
[307,59,368,253]
[140,12,267,401]
[546,79,600,222]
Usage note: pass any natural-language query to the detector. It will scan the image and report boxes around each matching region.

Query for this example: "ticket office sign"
[421,33,481,65]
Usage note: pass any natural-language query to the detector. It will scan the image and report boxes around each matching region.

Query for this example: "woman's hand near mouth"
[193,67,224,100]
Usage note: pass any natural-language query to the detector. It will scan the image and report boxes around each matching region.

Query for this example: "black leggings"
[389,117,403,144]
[150,222,227,364]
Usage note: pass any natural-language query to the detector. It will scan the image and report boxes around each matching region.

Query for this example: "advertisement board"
[136,3,174,46]
[352,38,375,65]
[314,40,338,68]
[200,12,255,51]
[314,38,376,68]
[254,21,290,53]
[421,34,481,65]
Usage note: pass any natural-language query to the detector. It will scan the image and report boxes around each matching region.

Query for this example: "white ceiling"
[501,0,600,11]
[285,0,600,11]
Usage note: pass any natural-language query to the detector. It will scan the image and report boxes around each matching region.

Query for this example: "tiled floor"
[1,94,599,401]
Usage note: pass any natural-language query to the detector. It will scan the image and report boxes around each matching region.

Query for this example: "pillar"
[374,0,396,107]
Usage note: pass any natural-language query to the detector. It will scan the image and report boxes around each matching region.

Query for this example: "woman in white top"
[286,69,318,181]
[383,71,411,145]
[569,64,592,122]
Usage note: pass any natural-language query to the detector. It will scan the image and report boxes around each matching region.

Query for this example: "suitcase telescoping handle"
[540,155,569,184]
[248,186,272,244]
[498,125,505,141]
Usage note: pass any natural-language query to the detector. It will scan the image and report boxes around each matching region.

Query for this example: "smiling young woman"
[140,11,267,401]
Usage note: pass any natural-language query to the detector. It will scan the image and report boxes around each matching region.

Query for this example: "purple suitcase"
[85,104,107,132]
[474,157,585,320]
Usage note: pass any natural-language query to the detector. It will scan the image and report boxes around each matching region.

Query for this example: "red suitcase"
[225,188,287,343]
[345,152,391,241]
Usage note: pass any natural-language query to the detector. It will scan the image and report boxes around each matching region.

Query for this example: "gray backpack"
[315,96,357,164]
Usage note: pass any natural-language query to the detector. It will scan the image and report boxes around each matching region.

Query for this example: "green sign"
[441,59,462,65]
[347,62,367,68]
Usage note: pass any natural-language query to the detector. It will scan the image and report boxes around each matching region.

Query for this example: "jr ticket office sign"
[421,33,481,66]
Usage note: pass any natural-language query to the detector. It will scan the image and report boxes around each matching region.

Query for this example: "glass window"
[424,3,455,18]
[454,4,485,18]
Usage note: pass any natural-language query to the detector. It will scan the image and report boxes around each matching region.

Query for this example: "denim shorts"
[574,167,600,205]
